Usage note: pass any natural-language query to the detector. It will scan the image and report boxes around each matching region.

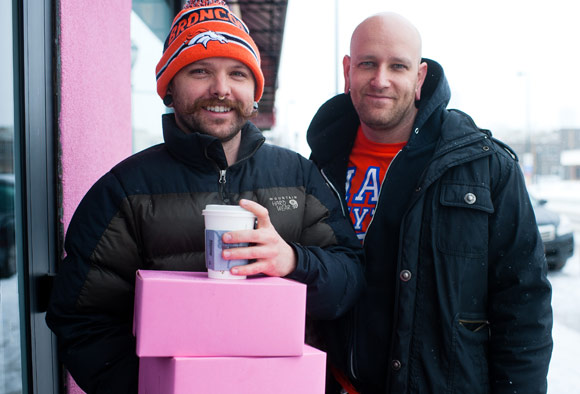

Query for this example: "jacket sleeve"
[46,172,140,394]
[286,158,365,320]
[487,153,553,393]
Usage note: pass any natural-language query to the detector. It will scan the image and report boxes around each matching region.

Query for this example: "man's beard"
[175,98,256,142]
[355,93,415,133]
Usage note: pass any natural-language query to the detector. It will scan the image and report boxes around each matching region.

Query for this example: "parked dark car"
[531,195,575,271]
[0,173,15,278]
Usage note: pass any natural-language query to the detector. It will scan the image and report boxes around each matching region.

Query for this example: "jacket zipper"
[320,169,348,217]
[209,135,264,206]
[319,169,359,380]
[349,335,358,380]
[218,169,230,204]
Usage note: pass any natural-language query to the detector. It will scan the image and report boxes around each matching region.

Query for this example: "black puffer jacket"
[307,59,552,393]
[46,114,365,394]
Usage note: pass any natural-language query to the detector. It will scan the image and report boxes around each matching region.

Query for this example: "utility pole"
[518,71,534,184]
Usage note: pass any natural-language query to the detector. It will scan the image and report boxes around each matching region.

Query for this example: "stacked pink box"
[133,270,327,393]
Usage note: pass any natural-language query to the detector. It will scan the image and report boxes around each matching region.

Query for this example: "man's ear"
[163,83,174,107]
[343,55,351,94]
[163,94,174,107]
[415,61,428,101]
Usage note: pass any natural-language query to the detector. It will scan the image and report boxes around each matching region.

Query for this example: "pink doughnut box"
[133,270,307,357]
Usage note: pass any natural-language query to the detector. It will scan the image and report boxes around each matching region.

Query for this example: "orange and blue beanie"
[155,0,264,102]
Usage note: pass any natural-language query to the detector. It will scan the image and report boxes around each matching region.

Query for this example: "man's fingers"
[222,244,274,260]
[222,229,255,244]
[230,261,270,276]
[222,228,275,246]
[239,199,271,227]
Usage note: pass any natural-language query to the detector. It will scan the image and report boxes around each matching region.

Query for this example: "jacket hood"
[307,58,451,166]
[413,58,450,130]
[162,113,265,170]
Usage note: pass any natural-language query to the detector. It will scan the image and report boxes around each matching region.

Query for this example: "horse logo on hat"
[188,31,228,48]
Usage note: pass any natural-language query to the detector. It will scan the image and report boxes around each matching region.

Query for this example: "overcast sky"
[273,0,580,156]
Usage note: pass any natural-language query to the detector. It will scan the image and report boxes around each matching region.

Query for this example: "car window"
[0,181,14,215]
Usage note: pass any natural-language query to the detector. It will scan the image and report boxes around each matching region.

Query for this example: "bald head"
[350,12,423,66]
[343,12,428,142]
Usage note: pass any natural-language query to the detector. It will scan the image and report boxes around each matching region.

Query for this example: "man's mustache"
[186,98,254,119]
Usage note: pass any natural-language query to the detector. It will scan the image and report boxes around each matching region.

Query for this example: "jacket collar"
[412,59,450,132]
[162,113,265,170]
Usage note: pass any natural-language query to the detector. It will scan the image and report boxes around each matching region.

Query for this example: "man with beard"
[46,1,364,393]
[307,12,552,394]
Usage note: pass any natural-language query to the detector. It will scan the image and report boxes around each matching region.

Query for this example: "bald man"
[307,12,552,394]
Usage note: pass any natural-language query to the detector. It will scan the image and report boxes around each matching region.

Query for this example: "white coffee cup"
[202,204,256,279]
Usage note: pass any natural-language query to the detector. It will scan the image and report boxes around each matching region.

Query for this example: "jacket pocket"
[450,312,490,393]
[436,183,493,257]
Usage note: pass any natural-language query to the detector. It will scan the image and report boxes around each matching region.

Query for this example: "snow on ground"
[529,179,580,393]
[547,249,580,393]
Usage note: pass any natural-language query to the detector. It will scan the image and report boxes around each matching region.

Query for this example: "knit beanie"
[156,0,264,102]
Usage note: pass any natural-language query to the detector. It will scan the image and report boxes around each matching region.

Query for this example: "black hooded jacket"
[307,59,552,394]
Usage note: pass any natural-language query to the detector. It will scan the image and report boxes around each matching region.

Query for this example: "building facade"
[560,128,580,180]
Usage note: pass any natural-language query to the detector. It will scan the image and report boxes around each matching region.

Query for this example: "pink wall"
[58,0,133,392]
[59,0,133,232]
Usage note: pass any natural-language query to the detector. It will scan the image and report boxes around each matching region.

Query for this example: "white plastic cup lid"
[202,204,256,218]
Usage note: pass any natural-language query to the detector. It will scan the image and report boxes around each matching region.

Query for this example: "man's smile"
[204,105,232,113]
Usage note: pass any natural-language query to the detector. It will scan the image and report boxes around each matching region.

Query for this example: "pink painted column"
[58,0,133,231]
[57,0,133,392]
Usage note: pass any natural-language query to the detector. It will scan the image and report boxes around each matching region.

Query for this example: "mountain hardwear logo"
[270,196,299,212]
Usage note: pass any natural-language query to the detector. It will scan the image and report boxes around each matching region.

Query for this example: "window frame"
[13,0,60,392]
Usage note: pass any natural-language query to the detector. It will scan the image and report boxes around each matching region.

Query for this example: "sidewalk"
[547,244,580,393]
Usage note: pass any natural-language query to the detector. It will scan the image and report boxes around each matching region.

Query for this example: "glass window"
[131,1,178,153]
[0,0,21,392]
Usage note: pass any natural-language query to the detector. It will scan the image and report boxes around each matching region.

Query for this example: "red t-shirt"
[346,126,406,241]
